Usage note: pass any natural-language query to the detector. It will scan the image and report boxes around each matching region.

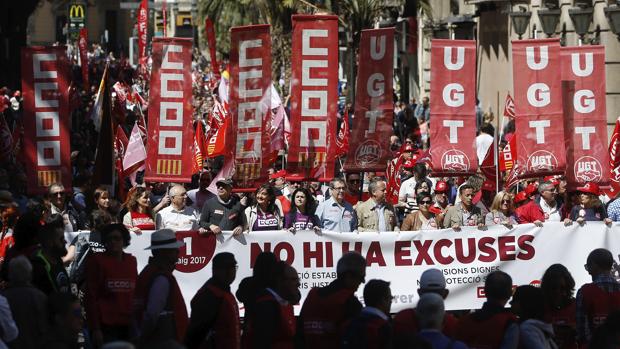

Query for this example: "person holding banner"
[243,184,284,233]
[284,188,321,233]
[536,181,563,222]
[485,191,518,228]
[200,179,244,236]
[356,178,398,232]
[401,192,439,231]
[442,184,485,231]
[155,185,201,232]
[315,178,357,233]
[122,187,156,234]
[565,183,612,226]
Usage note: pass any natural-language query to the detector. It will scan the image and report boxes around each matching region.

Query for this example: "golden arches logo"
[69,4,85,20]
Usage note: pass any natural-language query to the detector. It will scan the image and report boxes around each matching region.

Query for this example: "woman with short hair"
[401,192,439,231]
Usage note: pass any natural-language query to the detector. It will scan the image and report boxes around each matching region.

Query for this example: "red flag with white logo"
[500,133,517,172]
[335,109,350,158]
[609,117,620,194]
[21,46,72,195]
[503,93,515,119]
[114,125,129,200]
[429,39,478,175]
[561,46,609,187]
[137,0,148,63]
[344,27,394,171]
[229,24,272,189]
[193,124,206,174]
[144,38,194,183]
[288,15,338,180]
[512,39,566,178]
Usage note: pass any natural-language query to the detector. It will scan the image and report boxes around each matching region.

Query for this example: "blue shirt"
[608,199,620,221]
[316,197,357,232]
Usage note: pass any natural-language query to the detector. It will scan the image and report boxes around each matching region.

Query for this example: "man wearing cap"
[442,184,485,230]
[355,178,398,232]
[536,181,563,222]
[433,181,451,213]
[200,178,244,235]
[515,183,545,226]
[187,171,215,211]
[316,178,358,232]
[156,185,202,232]
[185,252,240,349]
[393,268,459,341]
[134,229,188,346]
[398,163,435,212]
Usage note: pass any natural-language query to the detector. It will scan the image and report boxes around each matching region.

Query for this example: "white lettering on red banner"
[430,40,477,175]
[21,47,71,194]
[145,38,194,182]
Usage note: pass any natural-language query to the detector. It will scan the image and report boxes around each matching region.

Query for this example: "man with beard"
[31,214,70,295]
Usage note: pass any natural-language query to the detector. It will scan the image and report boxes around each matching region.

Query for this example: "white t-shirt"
[540,199,561,222]
[476,133,494,165]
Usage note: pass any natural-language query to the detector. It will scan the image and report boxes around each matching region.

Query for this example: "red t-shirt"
[516,200,545,223]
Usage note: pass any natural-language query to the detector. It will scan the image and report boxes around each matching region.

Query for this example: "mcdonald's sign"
[68,3,85,24]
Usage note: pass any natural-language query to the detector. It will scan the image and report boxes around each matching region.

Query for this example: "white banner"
[124,222,620,314]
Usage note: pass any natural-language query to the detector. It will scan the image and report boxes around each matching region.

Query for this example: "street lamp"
[510,9,532,40]
[568,6,593,44]
[537,8,561,37]
[605,3,620,41]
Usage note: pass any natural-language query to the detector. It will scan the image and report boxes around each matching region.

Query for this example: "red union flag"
[429,39,477,175]
[78,28,89,91]
[561,46,609,187]
[137,0,148,62]
[288,15,338,180]
[21,46,72,195]
[344,28,395,172]
[512,39,565,178]
[229,24,272,189]
[145,38,194,183]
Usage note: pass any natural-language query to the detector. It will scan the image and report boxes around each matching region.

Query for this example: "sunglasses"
[420,200,433,205]
[502,199,511,204]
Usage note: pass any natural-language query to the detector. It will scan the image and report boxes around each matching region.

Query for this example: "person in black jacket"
[200,178,244,235]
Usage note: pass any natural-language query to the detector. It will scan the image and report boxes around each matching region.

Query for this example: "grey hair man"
[355,178,398,232]
[155,184,203,232]
[315,178,358,232]
[537,181,562,222]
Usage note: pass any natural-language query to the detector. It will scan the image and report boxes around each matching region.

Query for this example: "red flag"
[123,123,147,175]
[137,0,148,63]
[335,110,350,158]
[288,15,339,180]
[503,93,515,119]
[144,38,194,183]
[193,124,206,173]
[112,81,128,124]
[21,46,72,194]
[344,28,394,171]
[207,115,229,157]
[480,140,497,183]
[386,155,404,205]
[78,28,89,91]
[269,104,286,160]
[512,39,565,178]
[504,161,524,190]
[204,17,220,78]
[609,117,620,193]
[114,125,129,201]
[429,39,478,175]
[500,133,517,172]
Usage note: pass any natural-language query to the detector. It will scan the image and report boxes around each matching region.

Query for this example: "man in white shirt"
[156,185,205,232]
[475,124,494,165]
[537,181,562,222]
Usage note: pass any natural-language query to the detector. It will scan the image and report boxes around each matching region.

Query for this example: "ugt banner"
[288,15,338,180]
[561,46,609,187]
[145,38,194,183]
[125,222,620,314]
[21,46,72,195]
[344,28,395,172]
[512,39,566,178]
[430,39,477,175]
[229,24,272,190]
[137,0,148,63]
[78,28,89,91]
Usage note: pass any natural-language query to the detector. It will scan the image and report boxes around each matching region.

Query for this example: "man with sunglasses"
[200,178,244,236]
[46,183,86,233]
[536,181,563,222]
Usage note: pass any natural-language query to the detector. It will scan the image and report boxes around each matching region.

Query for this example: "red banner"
[229,24,272,189]
[78,28,89,91]
[500,134,517,172]
[512,39,565,178]
[344,28,395,172]
[560,46,609,186]
[145,38,194,183]
[429,39,477,175]
[205,17,220,79]
[137,0,148,63]
[288,15,338,180]
[21,46,71,195]
[609,117,620,194]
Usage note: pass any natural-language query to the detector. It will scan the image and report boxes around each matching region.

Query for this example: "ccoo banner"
[344,28,395,172]
[145,38,194,183]
[229,24,272,190]
[512,39,566,178]
[430,39,478,175]
[125,222,620,314]
[561,46,609,188]
[288,15,339,180]
[21,46,72,195]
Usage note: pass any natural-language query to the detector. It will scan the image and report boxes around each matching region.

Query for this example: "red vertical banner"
[561,46,608,186]
[137,0,148,62]
[78,28,89,91]
[512,39,565,177]
[429,39,477,175]
[229,24,272,190]
[21,46,72,195]
[204,17,220,79]
[344,27,395,172]
[144,38,194,183]
[288,15,338,180]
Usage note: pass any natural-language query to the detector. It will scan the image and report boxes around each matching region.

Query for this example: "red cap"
[576,182,600,196]
[543,176,560,186]
[482,180,496,192]
[285,172,307,182]
[428,205,443,215]
[435,181,448,193]
[402,160,415,169]
[514,191,528,204]
[524,183,538,197]
[269,170,287,180]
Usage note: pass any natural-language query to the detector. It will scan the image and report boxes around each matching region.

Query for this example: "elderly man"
[442,184,485,230]
[316,178,358,232]
[355,178,398,232]
[536,181,562,222]
[155,185,202,231]
[200,178,244,235]
[47,183,86,232]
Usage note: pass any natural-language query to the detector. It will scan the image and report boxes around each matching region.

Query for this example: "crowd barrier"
[120,222,620,314]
